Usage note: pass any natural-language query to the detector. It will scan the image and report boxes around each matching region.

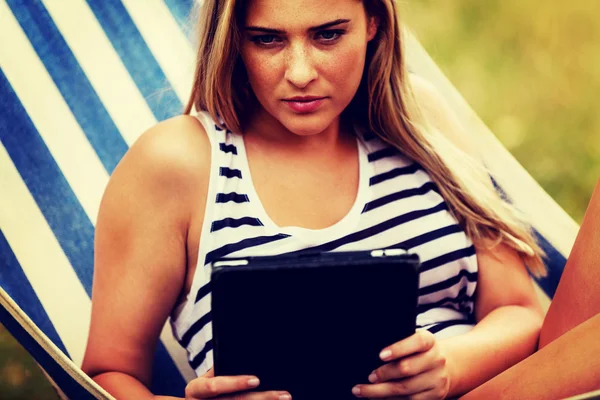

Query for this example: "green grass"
[0,323,60,399]
[402,0,600,222]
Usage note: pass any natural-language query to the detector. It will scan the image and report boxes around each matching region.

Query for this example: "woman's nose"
[284,43,318,89]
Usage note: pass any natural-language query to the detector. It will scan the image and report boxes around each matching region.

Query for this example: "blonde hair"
[185,0,546,276]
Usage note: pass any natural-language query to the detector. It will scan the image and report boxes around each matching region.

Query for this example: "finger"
[379,330,436,362]
[220,391,292,400]
[185,375,260,398]
[353,368,443,398]
[370,346,444,382]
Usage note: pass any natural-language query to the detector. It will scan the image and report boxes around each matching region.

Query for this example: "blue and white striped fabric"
[0,0,198,397]
[0,0,579,398]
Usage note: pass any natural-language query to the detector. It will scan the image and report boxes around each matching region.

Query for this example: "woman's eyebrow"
[245,18,351,34]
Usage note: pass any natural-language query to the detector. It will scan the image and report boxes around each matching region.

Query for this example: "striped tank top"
[170,112,479,376]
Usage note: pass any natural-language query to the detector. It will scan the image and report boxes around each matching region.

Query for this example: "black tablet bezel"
[210,250,420,399]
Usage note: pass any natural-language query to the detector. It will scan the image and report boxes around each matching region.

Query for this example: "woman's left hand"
[352,330,452,399]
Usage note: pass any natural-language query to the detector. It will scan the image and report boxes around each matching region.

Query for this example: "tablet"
[211,249,420,400]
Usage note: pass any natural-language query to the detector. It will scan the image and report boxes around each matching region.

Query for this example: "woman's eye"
[316,30,344,43]
[251,35,282,47]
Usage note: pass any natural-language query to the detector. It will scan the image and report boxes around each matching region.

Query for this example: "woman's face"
[240,0,377,136]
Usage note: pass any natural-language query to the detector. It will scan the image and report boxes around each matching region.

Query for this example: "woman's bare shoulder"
[100,114,212,233]
[122,114,211,185]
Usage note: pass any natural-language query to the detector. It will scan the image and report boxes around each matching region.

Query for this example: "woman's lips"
[283,98,325,113]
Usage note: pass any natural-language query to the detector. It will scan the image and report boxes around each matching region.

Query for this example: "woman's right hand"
[184,369,292,400]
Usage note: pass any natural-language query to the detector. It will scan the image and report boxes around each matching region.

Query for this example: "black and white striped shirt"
[171,112,478,376]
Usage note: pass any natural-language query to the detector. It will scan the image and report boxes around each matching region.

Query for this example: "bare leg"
[462,179,600,399]
[540,178,600,347]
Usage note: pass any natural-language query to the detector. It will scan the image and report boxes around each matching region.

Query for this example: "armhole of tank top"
[174,112,221,328]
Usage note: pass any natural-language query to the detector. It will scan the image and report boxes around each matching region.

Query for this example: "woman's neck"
[243,108,354,158]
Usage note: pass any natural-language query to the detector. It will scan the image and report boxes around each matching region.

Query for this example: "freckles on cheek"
[245,54,281,90]
[327,46,366,89]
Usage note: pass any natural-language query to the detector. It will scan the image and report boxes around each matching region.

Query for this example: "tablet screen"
[211,250,420,400]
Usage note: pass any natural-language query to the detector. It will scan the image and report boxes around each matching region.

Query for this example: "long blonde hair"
[185,0,546,276]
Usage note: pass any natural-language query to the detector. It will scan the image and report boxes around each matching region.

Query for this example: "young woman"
[81,0,546,399]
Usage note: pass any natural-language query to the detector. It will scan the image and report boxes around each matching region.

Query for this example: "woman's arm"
[460,313,600,400]
[461,178,600,399]
[81,115,211,399]
[351,242,543,400]
[409,75,544,393]
[441,242,544,397]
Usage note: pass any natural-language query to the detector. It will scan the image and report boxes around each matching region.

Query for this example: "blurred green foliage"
[402,0,600,222]
[2,1,599,398]
[0,323,59,399]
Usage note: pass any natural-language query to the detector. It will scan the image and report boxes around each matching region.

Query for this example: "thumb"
[202,368,214,378]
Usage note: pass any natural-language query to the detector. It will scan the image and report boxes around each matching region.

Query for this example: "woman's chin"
[280,113,337,137]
